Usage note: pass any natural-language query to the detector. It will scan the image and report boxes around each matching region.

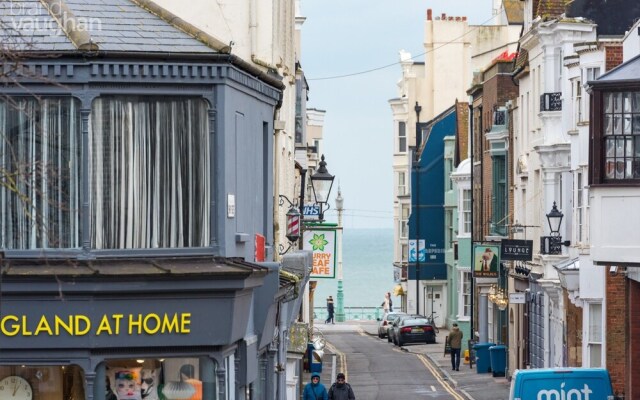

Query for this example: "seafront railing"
[313,306,383,321]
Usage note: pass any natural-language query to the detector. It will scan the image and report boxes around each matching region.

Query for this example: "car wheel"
[378,332,383,339]
[387,335,392,343]
[397,339,403,347]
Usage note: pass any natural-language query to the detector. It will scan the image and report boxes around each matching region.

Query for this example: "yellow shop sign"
[0,313,192,337]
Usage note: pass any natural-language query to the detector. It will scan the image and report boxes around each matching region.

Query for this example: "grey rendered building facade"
[0,1,309,399]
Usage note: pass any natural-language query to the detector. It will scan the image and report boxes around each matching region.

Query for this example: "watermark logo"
[7,0,102,37]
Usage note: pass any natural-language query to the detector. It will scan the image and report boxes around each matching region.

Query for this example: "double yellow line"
[325,341,348,381]
[416,353,466,400]
[328,330,466,400]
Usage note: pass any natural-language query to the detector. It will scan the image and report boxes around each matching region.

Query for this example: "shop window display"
[105,358,206,400]
[0,365,85,400]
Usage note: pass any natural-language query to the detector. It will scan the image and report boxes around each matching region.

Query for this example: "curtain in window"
[0,98,81,249]
[90,97,209,249]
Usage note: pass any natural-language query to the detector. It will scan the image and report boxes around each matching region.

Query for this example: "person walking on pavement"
[448,322,463,371]
[325,296,335,324]
[303,372,328,400]
[328,373,355,400]
[381,292,391,314]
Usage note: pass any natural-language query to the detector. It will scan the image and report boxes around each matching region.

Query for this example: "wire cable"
[308,11,503,81]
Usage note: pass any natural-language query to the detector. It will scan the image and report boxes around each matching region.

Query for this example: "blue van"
[509,368,622,400]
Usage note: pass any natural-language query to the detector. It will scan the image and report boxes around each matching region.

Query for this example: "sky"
[302,0,493,229]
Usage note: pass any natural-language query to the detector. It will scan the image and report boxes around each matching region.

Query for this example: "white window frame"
[400,203,409,239]
[397,171,407,196]
[398,121,407,153]
[457,270,471,320]
[585,302,603,368]
[575,170,589,245]
[462,189,471,234]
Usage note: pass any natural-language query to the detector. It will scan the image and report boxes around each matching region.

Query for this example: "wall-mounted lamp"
[540,201,571,255]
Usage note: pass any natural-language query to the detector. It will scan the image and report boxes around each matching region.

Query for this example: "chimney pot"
[427,9,432,20]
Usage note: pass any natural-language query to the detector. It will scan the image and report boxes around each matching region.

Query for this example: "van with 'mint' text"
[509,368,622,400]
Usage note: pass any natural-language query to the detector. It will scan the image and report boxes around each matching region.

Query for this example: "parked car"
[392,317,436,346]
[387,314,423,344]
[377,312,406,339]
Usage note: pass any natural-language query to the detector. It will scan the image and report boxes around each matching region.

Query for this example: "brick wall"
[565,290,582,366]
[604,44,623,72]
[606,270,627,395]
[628,279,640,399]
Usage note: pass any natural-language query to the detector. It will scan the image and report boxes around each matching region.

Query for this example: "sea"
[312,228,397,310]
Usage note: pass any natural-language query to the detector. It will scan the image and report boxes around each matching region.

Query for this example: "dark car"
[388,314,422,344]
[393,317,436,346]
[377,312,406,339]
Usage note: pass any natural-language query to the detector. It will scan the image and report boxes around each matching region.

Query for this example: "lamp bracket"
[278,194,298,208]
[278,242,295,256]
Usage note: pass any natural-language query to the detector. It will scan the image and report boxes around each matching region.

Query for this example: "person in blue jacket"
[303,372,328,400]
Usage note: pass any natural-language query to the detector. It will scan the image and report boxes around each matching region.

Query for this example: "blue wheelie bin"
[489,345,507,377]
[308,343,323,373]
[473,342,495,373]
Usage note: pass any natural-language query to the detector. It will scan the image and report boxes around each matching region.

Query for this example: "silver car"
[377,312,406,339]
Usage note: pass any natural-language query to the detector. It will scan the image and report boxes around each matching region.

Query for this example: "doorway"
[424,285,445,327]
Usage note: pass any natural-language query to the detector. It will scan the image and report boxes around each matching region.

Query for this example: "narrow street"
[321,328,465,399]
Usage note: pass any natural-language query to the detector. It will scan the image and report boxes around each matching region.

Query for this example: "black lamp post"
[540,201,570,255]
[310,154,335,222]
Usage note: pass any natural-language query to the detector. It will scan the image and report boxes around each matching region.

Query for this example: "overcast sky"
[302,0,493,229]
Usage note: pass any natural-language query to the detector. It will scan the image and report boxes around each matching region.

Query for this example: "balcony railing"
[314,306,383,321]
[540,92,562,111]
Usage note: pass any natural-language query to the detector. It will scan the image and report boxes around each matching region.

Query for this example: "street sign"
[302,204,320,220]
[509,292,526,304]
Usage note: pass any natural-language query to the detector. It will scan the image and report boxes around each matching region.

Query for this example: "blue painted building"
[408,103,462,317]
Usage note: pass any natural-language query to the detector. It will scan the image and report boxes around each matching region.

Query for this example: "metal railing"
[314,306,383,321]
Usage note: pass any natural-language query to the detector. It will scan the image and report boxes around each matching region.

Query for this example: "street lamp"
[310,154,335,222]
[540,201,570,255]
[335,187,345,322]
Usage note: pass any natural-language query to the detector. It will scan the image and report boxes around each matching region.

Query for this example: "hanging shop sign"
[473,244,500,278]
[501,239,533,261]
[509,292,527,304]
[304,229,337,278]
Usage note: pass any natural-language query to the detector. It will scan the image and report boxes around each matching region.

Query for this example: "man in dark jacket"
[448,323,463,371]
[325,296,335,324]
[328,373,355,400]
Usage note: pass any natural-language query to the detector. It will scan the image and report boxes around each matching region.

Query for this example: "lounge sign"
[501,239,533,261]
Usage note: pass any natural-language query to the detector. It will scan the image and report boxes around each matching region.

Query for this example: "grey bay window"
[91,97,210,249]
[1,96,210,250]
[0,97,81,249]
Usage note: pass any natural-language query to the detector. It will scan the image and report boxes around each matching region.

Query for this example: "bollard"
[331,354,337,383]
[464,349,470,364]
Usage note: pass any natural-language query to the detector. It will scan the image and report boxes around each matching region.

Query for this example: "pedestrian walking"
[325,296,335,324]
[328,373,355,400]
[381,292,391,313]
[303,372,328,400]
[448,322,463,371]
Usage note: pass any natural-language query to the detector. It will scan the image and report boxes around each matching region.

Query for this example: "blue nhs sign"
[302,205,320,220]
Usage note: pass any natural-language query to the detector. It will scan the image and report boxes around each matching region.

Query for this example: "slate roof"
[0,0,218,53]
[592,54,640,86]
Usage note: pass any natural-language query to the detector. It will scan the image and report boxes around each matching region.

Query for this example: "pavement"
[307,319,511,400]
